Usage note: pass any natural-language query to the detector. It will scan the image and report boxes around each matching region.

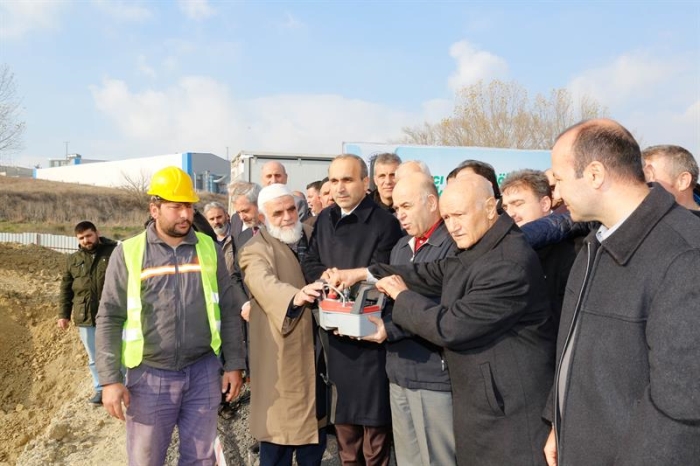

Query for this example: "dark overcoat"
[371,214,556,466]
[302,194,403,426]
[536,238,576,331]
[545,186,700,465]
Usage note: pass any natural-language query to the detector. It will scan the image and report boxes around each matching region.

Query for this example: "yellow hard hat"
[147,166,200,203]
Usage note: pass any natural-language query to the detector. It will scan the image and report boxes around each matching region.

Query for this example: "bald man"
[395,160,432,181]
[326,175,555,466]
[543,120,700,466]
[364,173,457,466]
[260,161,289,186]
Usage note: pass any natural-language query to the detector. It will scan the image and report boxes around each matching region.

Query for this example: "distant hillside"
[0,177,227,239]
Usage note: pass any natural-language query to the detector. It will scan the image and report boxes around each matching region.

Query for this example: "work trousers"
[389,383,456,466]
[334,424,391,466]
[259,428,327,466]
[77,325,101,392]
[125,353,221,466]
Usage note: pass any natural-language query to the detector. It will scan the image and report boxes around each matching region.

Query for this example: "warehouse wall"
[34,152,229,192]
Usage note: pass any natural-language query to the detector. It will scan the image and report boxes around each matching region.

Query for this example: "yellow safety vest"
[121,231,222,368]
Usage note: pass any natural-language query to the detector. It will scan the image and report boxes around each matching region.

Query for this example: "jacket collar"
[98,236,118,247]
[78,236,115,254]
[146,222,199,246]
[598,184,675,265]
[426,221,451,248]
[329,194,376,225]
[371,189,394,213]
[456,214,515,267]
[397,221,451,252]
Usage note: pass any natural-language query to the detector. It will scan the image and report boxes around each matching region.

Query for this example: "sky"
[0,0,698,168]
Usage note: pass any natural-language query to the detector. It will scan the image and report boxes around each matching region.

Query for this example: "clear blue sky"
[1,0,698,168]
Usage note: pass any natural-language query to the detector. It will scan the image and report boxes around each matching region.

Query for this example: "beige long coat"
[238,226,319,445]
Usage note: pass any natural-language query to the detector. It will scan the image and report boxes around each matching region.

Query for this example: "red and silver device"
[316,281,386,338]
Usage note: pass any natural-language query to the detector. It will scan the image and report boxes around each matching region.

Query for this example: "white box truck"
[230,150,335,194]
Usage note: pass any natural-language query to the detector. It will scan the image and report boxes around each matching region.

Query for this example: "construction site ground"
[0,242,348,466]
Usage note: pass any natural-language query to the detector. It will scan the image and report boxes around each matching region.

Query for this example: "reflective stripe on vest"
[121,231,222,368]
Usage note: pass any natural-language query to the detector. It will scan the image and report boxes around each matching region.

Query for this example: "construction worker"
[58,221,118,404]
[95,166,246,466]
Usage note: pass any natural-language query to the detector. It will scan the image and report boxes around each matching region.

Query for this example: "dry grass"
[0,177,227,240]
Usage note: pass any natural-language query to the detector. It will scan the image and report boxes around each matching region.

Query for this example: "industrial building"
[34,152,230,194]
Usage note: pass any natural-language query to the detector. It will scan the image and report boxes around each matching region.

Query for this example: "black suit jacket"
[302,194,403,426]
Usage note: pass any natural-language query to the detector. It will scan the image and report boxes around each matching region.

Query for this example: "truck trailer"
[230,150,335,194]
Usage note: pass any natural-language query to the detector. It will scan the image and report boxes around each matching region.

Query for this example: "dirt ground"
[0,243,346,466]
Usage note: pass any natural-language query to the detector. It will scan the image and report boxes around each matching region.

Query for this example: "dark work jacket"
[371,189,394,214]
[385,222,456,391]
[370,214,556,466]
[302,194,403,426]
[545,186,700,466]
[536,238,576,331]
[59,237,118,327]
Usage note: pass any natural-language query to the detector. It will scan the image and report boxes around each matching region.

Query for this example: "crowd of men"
[58,118,699,466]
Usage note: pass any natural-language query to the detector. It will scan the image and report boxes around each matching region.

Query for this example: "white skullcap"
[258,183,294,212]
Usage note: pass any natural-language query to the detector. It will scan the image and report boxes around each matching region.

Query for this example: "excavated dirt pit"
[0,243,346,466]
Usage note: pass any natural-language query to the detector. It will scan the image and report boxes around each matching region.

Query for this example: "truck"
[229,150,335,194]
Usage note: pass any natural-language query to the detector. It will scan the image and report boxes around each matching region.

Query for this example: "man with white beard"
[237,184,327,466]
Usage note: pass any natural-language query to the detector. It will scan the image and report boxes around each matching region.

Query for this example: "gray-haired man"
[203,201,235,277]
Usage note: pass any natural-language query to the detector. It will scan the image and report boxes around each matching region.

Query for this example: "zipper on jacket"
[553,240,596,455]
[88,248,101,316]
[173,247,182,370]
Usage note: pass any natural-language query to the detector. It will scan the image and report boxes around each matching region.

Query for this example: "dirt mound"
[0,242,345,465]
[0,243,82,465]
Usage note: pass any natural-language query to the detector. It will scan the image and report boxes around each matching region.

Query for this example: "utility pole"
[64,141,69,158]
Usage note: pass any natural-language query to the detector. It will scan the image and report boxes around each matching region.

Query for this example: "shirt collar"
[597,185,676,265]
[341,203,360,217]
[413,219,443,252]
[331,194,375,224]
[596,212,631,242]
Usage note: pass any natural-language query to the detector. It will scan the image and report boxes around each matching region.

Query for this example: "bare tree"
[120,168,152,210]
[403,80,607,150]
[0,64,26,156]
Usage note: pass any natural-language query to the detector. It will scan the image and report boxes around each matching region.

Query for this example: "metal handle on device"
[319,281,348,306]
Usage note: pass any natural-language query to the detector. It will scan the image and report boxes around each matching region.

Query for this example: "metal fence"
[0,232,78,253]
